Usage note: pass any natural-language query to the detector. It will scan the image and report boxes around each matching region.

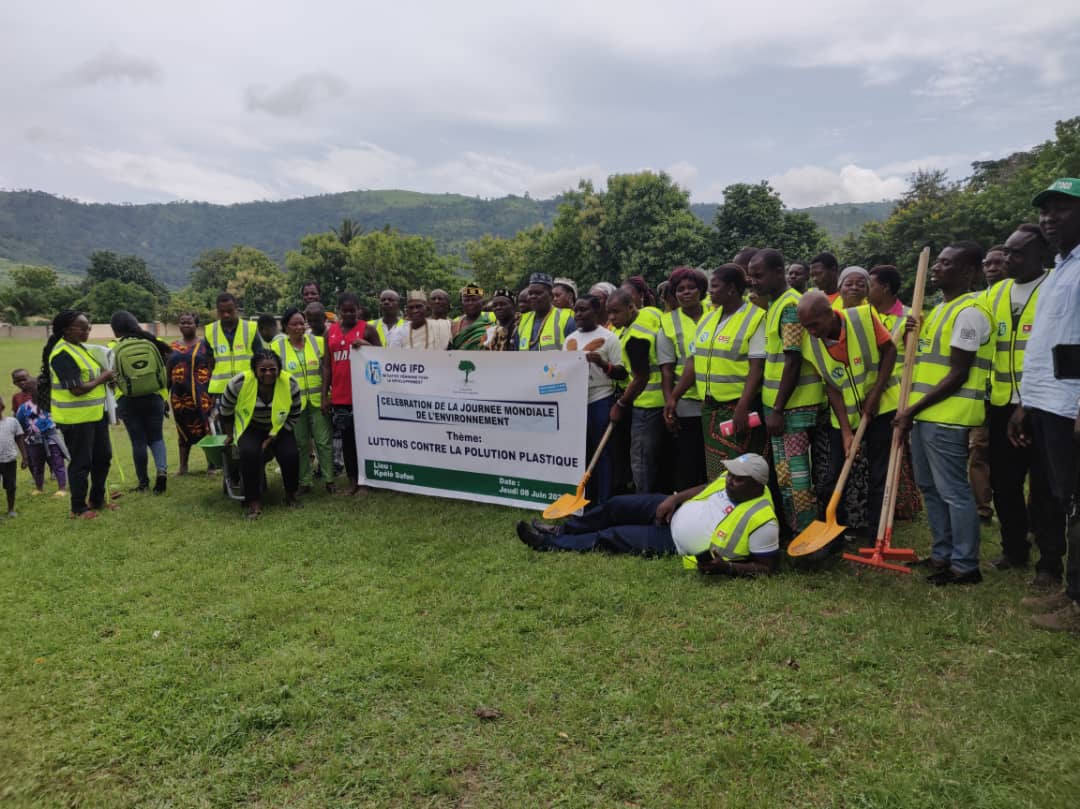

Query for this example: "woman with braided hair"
[38,310,116,519]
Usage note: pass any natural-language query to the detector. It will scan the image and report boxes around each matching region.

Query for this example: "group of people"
[13,177,1080,634]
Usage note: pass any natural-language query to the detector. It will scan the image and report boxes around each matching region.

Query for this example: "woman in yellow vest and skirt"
[274,308,334,493]
[219,350,303,519]
[39,310,115,519]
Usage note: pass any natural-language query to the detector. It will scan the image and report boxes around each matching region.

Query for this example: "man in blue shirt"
[1009,178,1080,632]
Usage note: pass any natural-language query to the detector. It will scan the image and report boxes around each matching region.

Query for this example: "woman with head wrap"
[838,266,871,309]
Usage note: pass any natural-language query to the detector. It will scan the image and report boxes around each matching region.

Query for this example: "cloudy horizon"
[2,1,1077,208]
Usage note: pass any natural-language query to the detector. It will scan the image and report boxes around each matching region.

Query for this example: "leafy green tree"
[85,251,169,303]
[466,226,546,292]
[343,229,458,315]
[458,360,476,383]
[224,248,288,314]
[80,279,157,322]
[0,264,78,323]
[331,218,362,246]
[190,246,285,310]
[285,232,351,302]
[712,182,831,264]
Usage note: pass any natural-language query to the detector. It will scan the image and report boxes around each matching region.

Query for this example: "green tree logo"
[458,360,476,383]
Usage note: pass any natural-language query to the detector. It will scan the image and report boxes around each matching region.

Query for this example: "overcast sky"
[2,1,1077,208]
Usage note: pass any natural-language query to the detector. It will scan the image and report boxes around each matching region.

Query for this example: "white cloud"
[665,161,699,189]
[426,152,605,199]
[61,49,162,86]
[245,72,348,117]
[769,164,909,208]
[80,150,277,204]
[276,144,417,194]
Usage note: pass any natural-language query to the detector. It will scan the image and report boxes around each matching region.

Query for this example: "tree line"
[2,115,1076,325]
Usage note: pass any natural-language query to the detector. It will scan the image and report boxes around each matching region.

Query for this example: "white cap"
[721,453,770,485]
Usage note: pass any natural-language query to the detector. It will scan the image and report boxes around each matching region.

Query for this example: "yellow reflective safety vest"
[272,334,324,409]
[375,317,404,347]
[983,276,1046,407]
[207,320,256,395]
[762,288,824,410]
[682,473,777,569]
[48,339,106,425]
[660,308,707,401]
[910,293,993,426]
[638,305,663,332]
[517,307,572,352]
[233,370,295,439]
[691,303,765,402]
[802,306,898,429]
[618,314,664,409]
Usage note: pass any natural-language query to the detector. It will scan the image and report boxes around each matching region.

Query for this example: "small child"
[0,398,28,517]
[11,368,32,413]
[13,377,68,498]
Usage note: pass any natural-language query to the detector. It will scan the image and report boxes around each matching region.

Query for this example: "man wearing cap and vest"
[983,224,1056,577]
[895,242,994,586]
[376,290,405,347]
[205,292,260,399]
[607,289,667,494]
[1008,178,1080,632]
[798,292,898,537]
[517,273,575,352]
[658,267,709,491]
[516,453,780,577]
[747,248,824,536]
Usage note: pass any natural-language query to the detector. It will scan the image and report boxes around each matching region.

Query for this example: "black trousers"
[332,406,358,484]
[59,417,112,514]
[1028,409,1078,592]
[826,412,893,535]
[989,403,1062,572]
[237,427,299,502]
[671,415,707,492]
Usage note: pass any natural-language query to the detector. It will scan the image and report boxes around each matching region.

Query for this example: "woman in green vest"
[275,307,334,494]
[219,349,303,519]
[38,309,116,519]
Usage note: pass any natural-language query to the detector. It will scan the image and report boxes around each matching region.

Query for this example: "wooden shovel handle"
[582,422,616,480]
[824,413,871,520]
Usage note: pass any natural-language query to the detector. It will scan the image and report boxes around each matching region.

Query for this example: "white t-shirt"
[1011,272,1046,319]
[0,417,24,463]
[670,486,779,557]
[949,306,992,353]
[563,326,624,403]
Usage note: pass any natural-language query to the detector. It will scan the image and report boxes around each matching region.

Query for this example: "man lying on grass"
[517,453,780,577]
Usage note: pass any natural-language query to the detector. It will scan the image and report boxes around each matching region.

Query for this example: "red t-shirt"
[327,320,367,406]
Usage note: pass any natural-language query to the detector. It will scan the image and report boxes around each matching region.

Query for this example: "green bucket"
[195,434,229,467]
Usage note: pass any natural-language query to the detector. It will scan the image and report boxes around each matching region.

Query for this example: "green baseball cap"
[1032,177,1080,207]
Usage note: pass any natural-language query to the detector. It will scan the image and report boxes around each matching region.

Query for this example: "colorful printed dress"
[167,338,213,448]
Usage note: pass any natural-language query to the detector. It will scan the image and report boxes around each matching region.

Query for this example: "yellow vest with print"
[272,334,324,409]
[762,288,824,409]
[517,307,572,352]
[618,315,664,409]
[207,320,256,395]
[691,303,765,402]
[910,294,993,426]
[660,308,707,402]
[801,306,899,429]
[983,277,1045,408]
[49,339,106,425]
[681,473,778,569]
[233,370,295,439]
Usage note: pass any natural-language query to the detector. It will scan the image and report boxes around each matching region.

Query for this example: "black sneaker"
[530,518,564,537]
[516,520,550,551]
[913,557,949,570]
[928,568,983,586]
[152,474,167,495]
[989,555,1027,571]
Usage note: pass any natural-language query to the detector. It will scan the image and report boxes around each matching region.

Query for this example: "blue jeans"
[549,494,676,555]
[630,406,665,494]
[586,396,614,505]
[119,394,167,487]
[911,422,980,574]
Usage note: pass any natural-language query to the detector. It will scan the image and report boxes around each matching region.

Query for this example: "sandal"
[70,510,100,520]
[245,509,262,520]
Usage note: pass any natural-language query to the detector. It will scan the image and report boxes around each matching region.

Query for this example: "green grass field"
[1,338,1078,807]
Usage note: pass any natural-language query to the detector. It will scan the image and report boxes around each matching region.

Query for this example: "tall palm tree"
[331,218,362,246]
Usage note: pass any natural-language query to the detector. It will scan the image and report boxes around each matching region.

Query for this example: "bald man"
[376,290,405,346]
[798,291,898,537]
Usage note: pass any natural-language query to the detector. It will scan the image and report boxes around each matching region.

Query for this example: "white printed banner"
[352,348,589,510]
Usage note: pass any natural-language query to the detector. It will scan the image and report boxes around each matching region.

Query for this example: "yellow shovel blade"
[787,517,846,557]
[542,490,590,520]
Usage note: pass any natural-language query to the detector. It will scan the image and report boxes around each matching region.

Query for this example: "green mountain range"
[0,189,892,288]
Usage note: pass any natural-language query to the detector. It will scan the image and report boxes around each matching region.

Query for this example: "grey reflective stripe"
[846,308,874,390]
[989,280,1010,318]
[918,354,992,371]
[716,500,771,559]
[806,337,836,389]
[306,334,322,359]
[911,382,984,400]
[928,295,974,355]
[765,352,784,363]
[644,381,664,391]
[670,313,686,362]
[52,396,106,409]
[762,374,820,390]
[1013,338,1027,351]
[995,340,1011,352]
[707,305,757,361]
[629,323,655,338]
[703,373,744,384]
